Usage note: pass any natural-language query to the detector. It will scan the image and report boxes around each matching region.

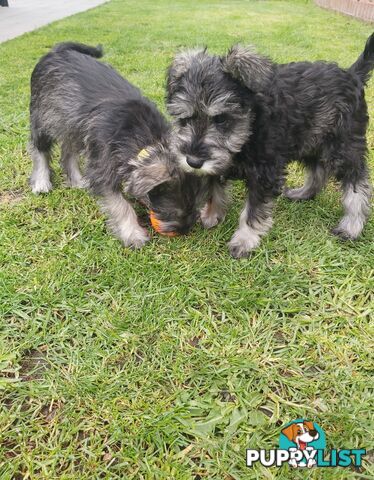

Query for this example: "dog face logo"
[279,419,326,468]
[281,420,319,450]
[247,419,366,469]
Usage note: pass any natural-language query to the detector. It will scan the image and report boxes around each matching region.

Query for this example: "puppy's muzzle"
[150,213,196,236]
[186,155,204,169]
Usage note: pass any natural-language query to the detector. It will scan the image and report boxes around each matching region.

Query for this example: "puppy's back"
[30,43,143,146]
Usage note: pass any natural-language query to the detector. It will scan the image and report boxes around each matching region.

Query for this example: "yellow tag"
[137,148,150,160]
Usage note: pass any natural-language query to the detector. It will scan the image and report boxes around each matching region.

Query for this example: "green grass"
[0,0,373,478]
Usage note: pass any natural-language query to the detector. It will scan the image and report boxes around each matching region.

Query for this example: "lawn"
[0,0,373,478]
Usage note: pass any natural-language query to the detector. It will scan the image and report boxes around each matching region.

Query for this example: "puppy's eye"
[179,117,191,127]
[213,113,228,125]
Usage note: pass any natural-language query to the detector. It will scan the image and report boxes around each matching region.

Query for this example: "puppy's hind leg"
[284,162,328,201]
[200,179,229,229]
[332,144,372,240]
[28,135,53,194]
[332,176,372,240]
[60,142,85,188]
[99,189,150,248]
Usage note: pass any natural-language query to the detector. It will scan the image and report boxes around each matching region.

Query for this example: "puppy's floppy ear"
[304,421,315,432]
[281,424,298,442]
[166,48,206,98]
[222,45,274,92]
[126,162,173,198]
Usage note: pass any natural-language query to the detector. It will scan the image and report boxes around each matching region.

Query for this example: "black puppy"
[166,34,374,257]
[29,42,203,247]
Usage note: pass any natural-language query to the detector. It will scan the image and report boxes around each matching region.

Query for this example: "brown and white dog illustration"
[281,421,319,468]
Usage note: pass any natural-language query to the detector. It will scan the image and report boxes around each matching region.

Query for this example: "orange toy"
[149,210,178,237]
[137,149,178,237]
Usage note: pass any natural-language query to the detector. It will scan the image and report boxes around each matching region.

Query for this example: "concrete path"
[0,0,108,43]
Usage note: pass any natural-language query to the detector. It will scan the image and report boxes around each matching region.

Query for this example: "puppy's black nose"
[186,156,204,169]
[310,430,318,437]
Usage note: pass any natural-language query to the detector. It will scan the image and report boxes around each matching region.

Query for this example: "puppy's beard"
[177,153,233,176]
[177,155,210,175]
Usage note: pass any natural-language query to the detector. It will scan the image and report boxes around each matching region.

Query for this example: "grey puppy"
[29,42,204,247]
[166,34,374,257]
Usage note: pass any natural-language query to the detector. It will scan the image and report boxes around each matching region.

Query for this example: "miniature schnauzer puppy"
[166,34,374,257]
[29,42,204,247]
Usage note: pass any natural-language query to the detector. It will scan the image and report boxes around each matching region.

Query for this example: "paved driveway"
[0,0,108,43]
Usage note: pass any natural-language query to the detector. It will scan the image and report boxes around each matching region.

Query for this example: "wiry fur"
[167,49,254,175]
[167,34,374,257]
[29,42,206,247]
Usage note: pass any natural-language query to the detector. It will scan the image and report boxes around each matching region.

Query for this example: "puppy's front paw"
[67,175,87,189]
[200,207,219,229]
[228,229,260,258]
[200,202,225,229]
[118,227,150,249]
[127,229,150,249]
[30,176,52,194]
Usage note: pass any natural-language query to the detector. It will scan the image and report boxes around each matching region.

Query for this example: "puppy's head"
[166,46,273,175]
[126,146,207,235]
[282,421,319,448]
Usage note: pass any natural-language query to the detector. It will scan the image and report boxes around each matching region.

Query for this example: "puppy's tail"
[349,32,374,85]
[52,42,103,58]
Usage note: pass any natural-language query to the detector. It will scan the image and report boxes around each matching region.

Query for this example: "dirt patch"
[187,336,201,348]
[219,390,236,403]
[2,438,21,460]
[19,349,49,381]
[0,189,25,206]
[40,399,63,422]
[273,331,287,344]
[133,349,144,364]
